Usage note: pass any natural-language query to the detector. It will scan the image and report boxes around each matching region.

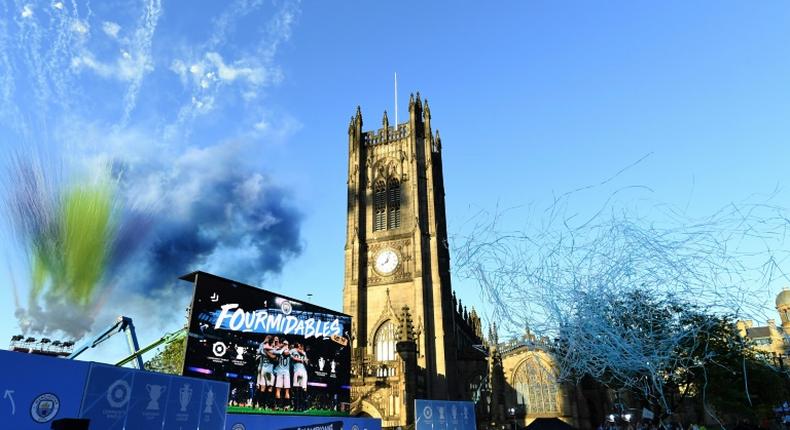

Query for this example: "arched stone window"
[513,356,559,414]
[387,179,401,229]
[374,320,397,362]
[373,181,386,231]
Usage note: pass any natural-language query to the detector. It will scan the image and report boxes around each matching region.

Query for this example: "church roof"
[498,337,553,356]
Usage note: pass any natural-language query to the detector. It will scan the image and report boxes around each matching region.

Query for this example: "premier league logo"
[106,379,131,408]
[30,393,60,423]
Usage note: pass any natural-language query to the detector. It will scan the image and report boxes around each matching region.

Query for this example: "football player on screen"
[255,335,276,409]
[273,338,292,410]
[290,342,309,411]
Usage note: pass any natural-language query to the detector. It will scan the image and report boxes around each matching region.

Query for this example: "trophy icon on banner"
[145,384,165,410]
[179,384,193,412]
[204,388,215,414]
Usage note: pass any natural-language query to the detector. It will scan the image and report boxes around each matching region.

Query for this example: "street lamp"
[507,407,517,430]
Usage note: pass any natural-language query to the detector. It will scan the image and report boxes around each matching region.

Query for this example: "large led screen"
[181,271,352,416]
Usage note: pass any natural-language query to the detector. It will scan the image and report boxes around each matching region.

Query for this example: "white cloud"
[21,4,33,18]
[248,111,302,142]
[71,20,89,35]
[254,119,269,131]
[169,59,188,84]
[71,49,151,83]
[71,54,111,77]
[191,96,214,114]
[163,2,300,141]
[53,2,64,10]
[171,52,270,92]
[205,52,264,84]
[102,21,121,39]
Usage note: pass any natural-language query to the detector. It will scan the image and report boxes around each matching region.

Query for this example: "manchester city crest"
[30,393,60,423]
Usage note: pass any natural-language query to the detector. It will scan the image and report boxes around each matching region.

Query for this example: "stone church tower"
[343,94,486,428]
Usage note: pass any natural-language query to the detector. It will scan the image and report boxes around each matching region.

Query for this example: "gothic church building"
[343,94,490,428]
[343,94,581,429]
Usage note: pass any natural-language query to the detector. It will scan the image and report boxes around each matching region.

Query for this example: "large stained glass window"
[513,356,559,414]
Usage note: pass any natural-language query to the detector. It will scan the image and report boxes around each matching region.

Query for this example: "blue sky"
[1,1,789,360]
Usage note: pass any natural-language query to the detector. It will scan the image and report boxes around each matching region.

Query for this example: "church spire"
[423,99,431,119]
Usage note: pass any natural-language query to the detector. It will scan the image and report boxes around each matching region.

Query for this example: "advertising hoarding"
[0,349,90,429]
[181,271,352,416]
[0,349,228,430]
[415,399,477,430]
[80,362,228,430]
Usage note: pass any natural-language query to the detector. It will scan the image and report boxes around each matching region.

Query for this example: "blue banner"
[0,349,90,429]
[224,414,381,430]
[415,399,476,430]
[280,421,343,430]
[80,362,230,430]
[0,349,378,430]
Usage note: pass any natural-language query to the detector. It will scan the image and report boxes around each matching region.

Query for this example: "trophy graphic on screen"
[204,388,215,414]
[235,346,246,360]
[179,384,193,412]
[146,384,165,410]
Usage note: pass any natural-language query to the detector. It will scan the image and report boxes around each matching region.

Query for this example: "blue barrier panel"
[80,363,135,429]
[123,369,171,429]
[0,349,91,429]
[199,380,231,430]
[415,399,476,430]
[80,362,229,429]
[163,373,202,429]
[225,414,381,430]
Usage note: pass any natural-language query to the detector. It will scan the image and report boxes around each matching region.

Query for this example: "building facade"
[736,289,790,359]
[343,95,488,428]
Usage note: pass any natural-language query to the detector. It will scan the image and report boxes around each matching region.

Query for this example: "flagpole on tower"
[394,72,398,128]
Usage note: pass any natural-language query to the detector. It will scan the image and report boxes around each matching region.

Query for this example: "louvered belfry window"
[375,320,397,362]
[373,181,386,231]
[387,179,401,229]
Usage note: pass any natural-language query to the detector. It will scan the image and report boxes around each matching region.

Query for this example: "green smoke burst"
[26,172,118,305]
[61,180,116,304]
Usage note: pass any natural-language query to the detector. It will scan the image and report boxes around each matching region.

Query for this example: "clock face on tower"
[374,248,399,275]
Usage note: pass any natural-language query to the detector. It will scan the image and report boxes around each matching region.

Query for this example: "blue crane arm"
[67,316,144,369]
